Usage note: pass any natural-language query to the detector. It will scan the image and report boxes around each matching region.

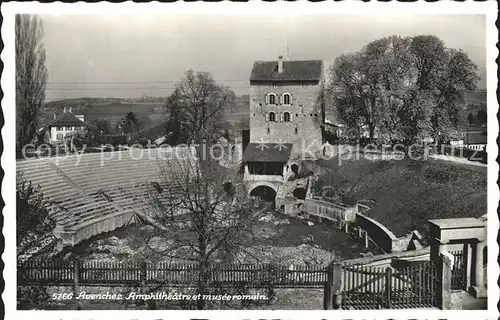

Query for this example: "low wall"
[356,213,402,253]
[56,211,138,247]
[344,247,431,266]
[304,198,357,222]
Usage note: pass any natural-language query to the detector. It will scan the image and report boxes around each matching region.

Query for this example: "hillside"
[459,90,487,125]
[44,98,167,128]
[313,157,487,237]
[44,95,250,129]
[463,90,487,105]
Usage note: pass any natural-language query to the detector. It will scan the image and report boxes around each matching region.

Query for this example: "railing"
[243,173,284,182]
[18,260,328,288]
[450,250,467,291]
[18,259,442,309]
[303,198,357,223]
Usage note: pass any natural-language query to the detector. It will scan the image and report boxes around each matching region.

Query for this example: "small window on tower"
[268,93,277,105]
[283,112,291,122]
[267,128,270,134]
[295,127,298,134]
[283,93,291,105]
[268,112,277,122]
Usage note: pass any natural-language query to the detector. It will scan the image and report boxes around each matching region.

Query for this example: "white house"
[48,110,86,142]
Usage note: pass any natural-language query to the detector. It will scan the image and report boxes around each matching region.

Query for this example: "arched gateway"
[250,185,277,202]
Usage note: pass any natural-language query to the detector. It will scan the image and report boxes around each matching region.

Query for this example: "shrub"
[16,175,56,249]
[17,285,51,309]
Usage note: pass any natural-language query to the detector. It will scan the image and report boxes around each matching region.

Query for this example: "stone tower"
[248,56,325,159]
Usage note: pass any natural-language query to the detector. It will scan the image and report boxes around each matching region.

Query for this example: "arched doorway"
[223,181,235,196]
[293,187,307,200]
[291,164,299,175]
[250,185,277,207]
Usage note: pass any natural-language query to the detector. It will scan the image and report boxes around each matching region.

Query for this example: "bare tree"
[164,70,236,144]
[16,14,48,150]
[130,147,274,309]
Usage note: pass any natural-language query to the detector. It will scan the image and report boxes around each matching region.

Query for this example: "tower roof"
[250,60,323,82]
[242,143,293,162]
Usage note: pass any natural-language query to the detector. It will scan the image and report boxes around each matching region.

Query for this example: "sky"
[41,14,487,101]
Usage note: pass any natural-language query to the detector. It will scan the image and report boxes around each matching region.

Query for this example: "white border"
[2,2,498,320]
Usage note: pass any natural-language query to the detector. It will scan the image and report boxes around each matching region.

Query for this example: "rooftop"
[138,121,169,141]
[428,218,486,229]
[250,59,323,82]
[243,143,293,162]
[48,112,85,127]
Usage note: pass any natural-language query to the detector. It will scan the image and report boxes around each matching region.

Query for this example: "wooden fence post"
[73,259,80,296]
[141,261,148,286]
[436,253,452,310]
[323,260,342,310]
[385,267,392,308]
[323,262,333,310]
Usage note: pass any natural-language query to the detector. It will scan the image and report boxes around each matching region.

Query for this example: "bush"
[17,285,51,309]
[17,176,56,249]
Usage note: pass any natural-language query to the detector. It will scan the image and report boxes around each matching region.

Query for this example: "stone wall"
[356,213,403,253]
[57,211,138,247]
[304,198,358,222]
[249,81,324,158]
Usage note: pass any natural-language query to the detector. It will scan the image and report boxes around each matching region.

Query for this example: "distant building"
[47,107,86,142]
[136,121,170,145]
[463,131,487,151]
[449,131,487,152]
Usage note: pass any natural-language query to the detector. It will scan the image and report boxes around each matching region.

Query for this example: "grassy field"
[314,157,487,238]
[43,96,250,130]
[43,101,167,128]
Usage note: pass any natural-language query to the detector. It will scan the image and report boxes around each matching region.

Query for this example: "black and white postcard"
[2,2,498,320]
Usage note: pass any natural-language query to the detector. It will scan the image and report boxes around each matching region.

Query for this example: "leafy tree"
[327,34,480,145]
[91,119,112,134]
[409,35,447,90]
[327,36,413,141]
[164,92,190,145]
[430,48,480,140]
[164,70,236,144]
[17,174,56,258]
[16,15,48,150]
[121,111,141,134]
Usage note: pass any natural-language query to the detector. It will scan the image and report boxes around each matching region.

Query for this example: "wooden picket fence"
[341,262,439,309]
[18,259,442,309]
[17,260,328,288]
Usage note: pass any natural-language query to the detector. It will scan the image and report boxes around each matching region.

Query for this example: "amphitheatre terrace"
[17,147,198,250]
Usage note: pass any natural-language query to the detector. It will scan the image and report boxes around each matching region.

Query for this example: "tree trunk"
[368,123,375,142]
[197,232,209,310]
